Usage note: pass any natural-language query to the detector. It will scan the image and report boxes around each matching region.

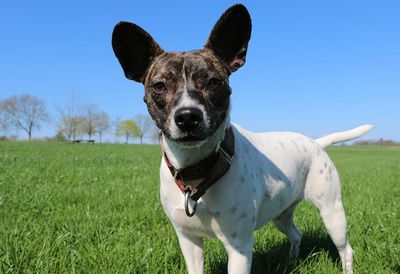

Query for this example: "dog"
[112,4,372,273]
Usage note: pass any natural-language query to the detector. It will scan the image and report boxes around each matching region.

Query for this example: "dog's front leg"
[224,236,255,274]
[176,230,204,274]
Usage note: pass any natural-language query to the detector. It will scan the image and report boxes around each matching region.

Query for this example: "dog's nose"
[174,107,203,131]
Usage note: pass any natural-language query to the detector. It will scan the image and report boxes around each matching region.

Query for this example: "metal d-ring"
[184,190,197,217]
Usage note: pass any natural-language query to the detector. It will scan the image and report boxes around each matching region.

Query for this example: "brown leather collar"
[163,127,235,203]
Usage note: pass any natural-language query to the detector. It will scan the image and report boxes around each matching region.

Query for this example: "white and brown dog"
[112,4,372,273]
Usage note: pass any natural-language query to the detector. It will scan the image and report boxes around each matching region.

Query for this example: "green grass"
[0,142,399,273]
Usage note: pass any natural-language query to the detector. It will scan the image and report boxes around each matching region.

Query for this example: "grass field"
[0,142,399,273]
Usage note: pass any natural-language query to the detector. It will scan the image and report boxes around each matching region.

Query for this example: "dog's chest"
[159,126,315,236]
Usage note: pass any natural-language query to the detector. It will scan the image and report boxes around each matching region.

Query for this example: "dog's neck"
[161,117,231,169]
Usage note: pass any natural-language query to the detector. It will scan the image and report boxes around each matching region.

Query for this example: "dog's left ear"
[205,4,252,73]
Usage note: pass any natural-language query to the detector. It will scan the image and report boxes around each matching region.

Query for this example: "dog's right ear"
[112,22,163,83]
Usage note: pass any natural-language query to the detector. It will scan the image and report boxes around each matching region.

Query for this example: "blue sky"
[1,0,399,141]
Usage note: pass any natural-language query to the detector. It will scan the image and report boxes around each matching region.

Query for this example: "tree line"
[0,94,157,143]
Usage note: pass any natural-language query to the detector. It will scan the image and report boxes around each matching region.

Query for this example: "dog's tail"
[315,124,374,148]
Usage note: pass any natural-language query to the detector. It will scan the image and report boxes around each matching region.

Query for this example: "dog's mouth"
[173,134,207,146]
[160,108,228,147]
[160,125,209,146]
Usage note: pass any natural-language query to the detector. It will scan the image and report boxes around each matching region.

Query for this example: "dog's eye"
[207,78,221,90]
[152,82,167,94]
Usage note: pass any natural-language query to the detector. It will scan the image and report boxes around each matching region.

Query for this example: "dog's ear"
[112,22,164,83]
[205,4,252,73]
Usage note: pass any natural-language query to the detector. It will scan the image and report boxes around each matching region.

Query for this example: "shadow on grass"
[209,232,340,274]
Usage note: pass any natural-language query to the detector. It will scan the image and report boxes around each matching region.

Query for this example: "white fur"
[315,124,374,148]
[160,119,372,274]
[162,117,229,169]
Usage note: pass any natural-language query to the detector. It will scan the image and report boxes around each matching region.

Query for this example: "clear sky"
[1,0,399,141]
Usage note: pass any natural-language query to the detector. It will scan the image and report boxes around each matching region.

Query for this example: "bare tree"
[151,128,161,144]
[134,114,156,144]
[59,115,81,141]
[74,115,87,140]
[80,104,98,140]
[58,94,112,142]
[112,116,122,143]
[0,102,11,134]
[95,111,110,143]
[0,94,49,140]
[78,105,112,142]
[57,92,82,141]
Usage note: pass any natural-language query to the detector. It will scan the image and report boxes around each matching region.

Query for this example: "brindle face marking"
[143,49,231,141]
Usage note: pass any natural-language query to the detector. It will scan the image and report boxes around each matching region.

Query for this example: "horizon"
[1,1,399,141]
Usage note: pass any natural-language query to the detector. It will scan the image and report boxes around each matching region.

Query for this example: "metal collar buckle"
[184,189,197,217]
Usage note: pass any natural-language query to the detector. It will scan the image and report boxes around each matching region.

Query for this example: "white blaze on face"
[168,65,209,139]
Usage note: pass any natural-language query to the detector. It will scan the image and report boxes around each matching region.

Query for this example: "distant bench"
[70,140,95,144]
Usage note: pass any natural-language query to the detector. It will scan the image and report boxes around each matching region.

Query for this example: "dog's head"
[112,4,251,145]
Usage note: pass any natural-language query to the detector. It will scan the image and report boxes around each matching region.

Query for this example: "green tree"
[54,129,67,142]
[115,119,141,144]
